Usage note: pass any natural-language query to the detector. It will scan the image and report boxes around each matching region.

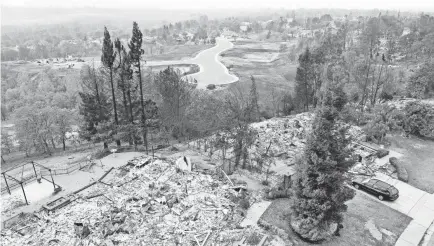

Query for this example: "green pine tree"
[129,21,148,150]
[78,91,111,148]
[101,26,120,146]
[290,82,355,242]
[78,63,112,149]
[295,47,314,111]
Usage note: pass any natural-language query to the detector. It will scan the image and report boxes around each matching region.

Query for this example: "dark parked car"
[352,178,399,201]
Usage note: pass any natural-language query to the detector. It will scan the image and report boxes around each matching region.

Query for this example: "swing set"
[1,161,61,205]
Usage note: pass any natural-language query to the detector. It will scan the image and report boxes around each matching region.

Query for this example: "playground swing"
[2,161,62,205]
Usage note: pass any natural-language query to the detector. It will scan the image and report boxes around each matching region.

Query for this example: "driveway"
[355,172,434,246]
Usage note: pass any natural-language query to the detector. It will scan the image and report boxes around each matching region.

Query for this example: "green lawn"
[145,44,212,61]
[260,192,412,246]
[387,134,434,193]
[219,40,297,111]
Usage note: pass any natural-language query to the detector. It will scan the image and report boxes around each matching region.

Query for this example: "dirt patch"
[365,219,382,241]
[387,134,434,193]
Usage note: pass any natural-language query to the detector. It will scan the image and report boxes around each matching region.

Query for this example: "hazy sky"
[2,0,434,11]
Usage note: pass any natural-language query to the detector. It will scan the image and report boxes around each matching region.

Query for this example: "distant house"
[221,29,238,38]
[401,27,411,37]
[261,20,274,29]
[143,36,155,43]
[326,20,338,33]
[240,25,249,32]
[240,22,251,32]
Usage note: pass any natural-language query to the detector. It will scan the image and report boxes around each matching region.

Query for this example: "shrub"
[406,60,434,99]
[92,148,111,159]
[266,188,291,199]
[239,198,250,210]
[260,110,273,120]
[364,121,388,143]
[376,149,389,158]
[389,157,409,182]
[206,84,216,90]
[379,91,394,102]
[403,101,434,138]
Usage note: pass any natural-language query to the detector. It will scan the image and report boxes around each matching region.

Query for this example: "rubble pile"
[1,158,261,246]
[250,113,365,164]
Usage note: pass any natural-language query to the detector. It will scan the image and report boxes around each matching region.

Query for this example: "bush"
[389,157,408,182]
[266,188,291,199]
[206,84,216,90]
[239,198,250,210]
[92,148,111,159]
[376,149,390,158]
[340,104,359,124]
[364,121,388,143]
[403,101,434,138]
[379,91,394,102]
[260,110,273,120]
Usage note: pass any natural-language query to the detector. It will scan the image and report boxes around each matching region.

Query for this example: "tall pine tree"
[129,21,148,149]
[114,38,130,123]
[101,26,120,146]
[290,81,355,242]
[295,47,314,111]
[78,63,112,149]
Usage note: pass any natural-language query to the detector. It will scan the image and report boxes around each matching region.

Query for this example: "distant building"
[240,25,249,32]
[401,27,411,36]
[261,20,274,29]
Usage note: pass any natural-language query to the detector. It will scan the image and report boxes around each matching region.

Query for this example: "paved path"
[421,222,434,246]
[367,173,434,246]
[240,201,272,228]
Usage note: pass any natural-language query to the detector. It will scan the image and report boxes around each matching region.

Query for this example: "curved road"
[146,37,238,89]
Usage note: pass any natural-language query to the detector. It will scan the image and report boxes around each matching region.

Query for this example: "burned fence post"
[20,182,28,205]
[49,169,56,190]
[31,161,38,179]
[2,173,11,195]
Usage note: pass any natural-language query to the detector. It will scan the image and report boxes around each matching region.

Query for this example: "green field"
[144,44,213,61]
[387,134,434,194]
[219,40,297,110]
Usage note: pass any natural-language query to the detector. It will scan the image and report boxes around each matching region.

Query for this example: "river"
[145,37,238,89]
